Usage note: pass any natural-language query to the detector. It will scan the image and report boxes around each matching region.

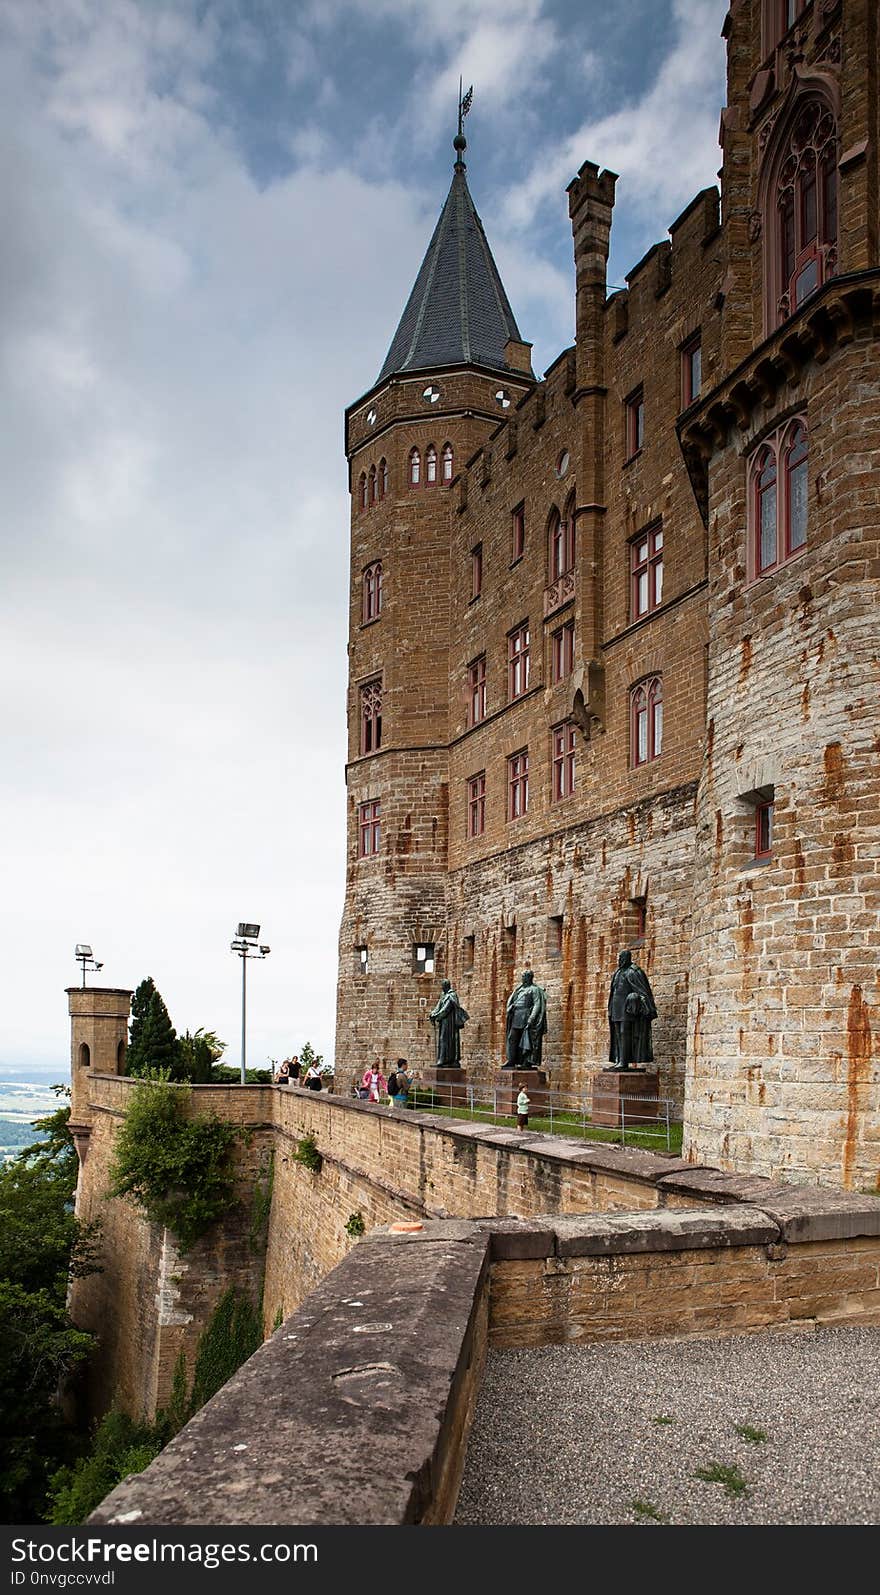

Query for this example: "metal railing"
[400,1082,677,1150]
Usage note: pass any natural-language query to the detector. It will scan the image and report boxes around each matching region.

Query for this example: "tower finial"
[454,78,473,169]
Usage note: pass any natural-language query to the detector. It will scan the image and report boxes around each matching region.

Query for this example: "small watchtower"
[66,984,132,1161]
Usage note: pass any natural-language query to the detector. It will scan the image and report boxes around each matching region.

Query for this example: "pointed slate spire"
[377,116,531,384]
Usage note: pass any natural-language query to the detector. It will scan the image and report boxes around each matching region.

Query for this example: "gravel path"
[454,1325,880,1525]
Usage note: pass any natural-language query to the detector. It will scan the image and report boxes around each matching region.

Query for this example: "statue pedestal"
[420,1067,469,1109]
[495,1069,547,1117]
[591,1070,660,1128]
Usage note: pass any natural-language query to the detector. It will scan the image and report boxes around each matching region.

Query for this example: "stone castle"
[336,0,880,1191]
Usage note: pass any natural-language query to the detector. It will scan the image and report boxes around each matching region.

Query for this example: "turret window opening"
[426,444,438,484]
[380,458,388,498]
[748,418,808,577]
[362,560,383,623]
[359,677,382,756]
[369,464,377,504]
[359,472,368,512]
[768,100,837,328]
[409,447,421,486]
[442,443,454,482]
[631,675,663,767]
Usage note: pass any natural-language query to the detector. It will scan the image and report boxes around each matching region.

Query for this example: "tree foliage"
[0,1087,101,1523]
[108,1080,239,1251]
[127,978,225,1083]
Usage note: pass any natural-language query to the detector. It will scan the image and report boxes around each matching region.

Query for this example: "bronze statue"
[504,969,547,1069]
[607,949,657,1069]
[429,979,469,1067]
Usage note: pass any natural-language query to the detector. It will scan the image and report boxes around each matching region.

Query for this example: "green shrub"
[292,1133,322,1174]
[47,1410,164,1526]
[344,1210,366,1238]
[188,1287,262,1413]
[108,1080,239,1251]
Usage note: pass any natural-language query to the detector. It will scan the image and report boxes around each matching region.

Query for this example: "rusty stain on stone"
[738,635,752,682]
[842,985,873,1191]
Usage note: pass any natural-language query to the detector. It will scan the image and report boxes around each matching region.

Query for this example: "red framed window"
[551,721,576,802]
[380,458,388,498]
[409,447,421,486]
[631,675,663,766]
[426,444,437,484]
[551,619,574,683]
[749,419,808,576]
[471,543,483,600]
[755,799,774,859]
[362,560,383,623]
[467,655,486,727]
[511,503,525,562]
[358,473,367,512]
[507,623,530,701]
[442,443,454,482]
[625,386,644,460]
[358,798,381,857]
[467,772,486,837]
[359,677,382,755]
[548,510,575,581]
[369,464,377,504]
[772,101,837,327]
[681,334,702,408]
[631,523,664,619]
[507,749,529,821]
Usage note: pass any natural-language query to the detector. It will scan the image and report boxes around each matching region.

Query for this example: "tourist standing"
[516,1086,530,1129]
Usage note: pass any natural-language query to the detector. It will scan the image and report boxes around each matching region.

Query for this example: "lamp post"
[230,924,271,1084]
[75,943,104,987]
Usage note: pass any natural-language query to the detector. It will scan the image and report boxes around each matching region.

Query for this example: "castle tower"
[336,123,534,1075]
[680,0,880,1186]
[66,985,132,1168]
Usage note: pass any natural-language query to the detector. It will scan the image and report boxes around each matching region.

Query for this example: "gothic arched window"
[768,99,837,328]
[380,458,388,498]
[442,443,454,482]
[358,472,367,512]
[426,444,437,484]
[368,464,377,504]
[748,418,808,576]
[362,560,383,623]
[409,447,421,486]
[631,676,662,767]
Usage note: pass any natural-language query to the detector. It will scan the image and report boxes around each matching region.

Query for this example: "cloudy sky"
[1,0,727,1077]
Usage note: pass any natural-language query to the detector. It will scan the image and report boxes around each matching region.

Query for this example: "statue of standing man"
[607,949,657,1069]
[429,979,469,1067]
[504,969,547,1069]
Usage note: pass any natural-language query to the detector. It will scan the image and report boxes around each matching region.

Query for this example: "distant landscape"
[0,1076,63,1160]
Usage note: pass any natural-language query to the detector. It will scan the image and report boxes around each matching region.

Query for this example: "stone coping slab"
[545,1207,779,1256]
[657,1169,880,1240]
[90,1231,491,1528]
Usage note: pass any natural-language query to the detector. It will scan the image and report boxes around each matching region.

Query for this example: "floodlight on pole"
[230,924,270,1083]
[75,944,103,987]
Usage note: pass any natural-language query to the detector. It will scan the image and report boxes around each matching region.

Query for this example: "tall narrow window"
[631,523,664,619]
[358,799,381,857]
[681,333,702,407]
[359,473,367,511]
[380,458,388,498]
[770,101,837,327]
[511,503,525,562]
[359,677,382,755]
[631,676,662,767]
[547,915,564,959]
[551,722,576,802]
[467,772,486,837]
[507,749,529,820]
[755,798,774,859]
[462,934,475,972]
[548,509,575,581]
[625,386,644,460]
[471,543,483,600]
[749,419,807,576]
[355,945,369,975]
[467,655,487,727]
[368,464,377,504]
[442,443,454,482]
[412,942,435,975]
[784,422,808,555]
[551,619,575,683]
[362,560,383,623]
[507,623,530,701]
[409,447,421,486]
[426,444,437,484]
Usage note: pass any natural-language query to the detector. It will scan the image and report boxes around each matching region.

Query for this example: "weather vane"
[454,78,473,167]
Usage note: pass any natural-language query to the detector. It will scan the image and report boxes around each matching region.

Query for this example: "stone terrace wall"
[91,1186,880,1527]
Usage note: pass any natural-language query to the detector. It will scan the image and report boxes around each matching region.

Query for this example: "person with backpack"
[389,1058,413,1111]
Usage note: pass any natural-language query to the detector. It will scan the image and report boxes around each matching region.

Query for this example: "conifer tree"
[128,987,178,1079]
[126,978,157,1076]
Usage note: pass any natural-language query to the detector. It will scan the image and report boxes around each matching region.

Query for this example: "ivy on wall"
[108,1080,239,1251]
